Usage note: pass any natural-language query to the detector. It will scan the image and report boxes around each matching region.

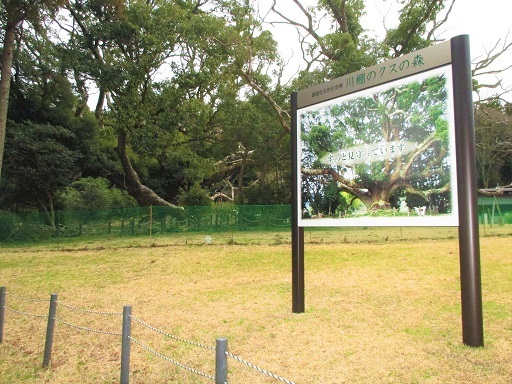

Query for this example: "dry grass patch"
[0,227,511,383]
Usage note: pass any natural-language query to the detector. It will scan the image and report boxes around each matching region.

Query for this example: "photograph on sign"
[297,66,458,227]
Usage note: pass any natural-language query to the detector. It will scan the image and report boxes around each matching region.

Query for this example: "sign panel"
[291,35,483,347]
[295,42,458,227]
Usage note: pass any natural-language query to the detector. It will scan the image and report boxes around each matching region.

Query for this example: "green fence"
[478,196,512,226]
[0,205,292,243]
[1,199,511,244]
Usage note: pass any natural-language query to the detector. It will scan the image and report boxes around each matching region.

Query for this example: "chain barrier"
[129,336,215,381]
[226,351,297,384]
[2,288,298,384]
[51,300,123,337]
[129,314,215,351]
[3,306,47,319]
[54,317,122,336]
[57,301,123,316]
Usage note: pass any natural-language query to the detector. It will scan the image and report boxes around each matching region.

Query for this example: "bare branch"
[271,0,336,61]
[426,0,456,42]
[471,33,512,104]
[472,33,512,77]
[241,70,290,133]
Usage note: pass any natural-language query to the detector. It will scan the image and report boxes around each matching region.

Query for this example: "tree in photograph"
[301,73,451,211]
[307,179,343,217]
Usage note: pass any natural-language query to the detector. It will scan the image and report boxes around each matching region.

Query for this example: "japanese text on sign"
[320,141,418,167]
[312,55,425,100]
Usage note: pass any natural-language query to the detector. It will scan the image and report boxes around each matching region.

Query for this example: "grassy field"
[0,225,511,383]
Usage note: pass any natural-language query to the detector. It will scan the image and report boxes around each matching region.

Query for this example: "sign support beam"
[452,35,484,347]
[291,92,305,313]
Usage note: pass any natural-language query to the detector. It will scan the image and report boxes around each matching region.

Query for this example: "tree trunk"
[39,190,56,231]
[364,185,393,210]
[236,148,249,203]
[0,22,17,180]
[116,131,180,208]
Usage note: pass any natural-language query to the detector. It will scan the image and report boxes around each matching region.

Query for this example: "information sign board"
[295,41,458,227]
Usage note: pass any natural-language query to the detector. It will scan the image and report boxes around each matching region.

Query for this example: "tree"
[5,0,509,212]
[177,182,212,207]
[0,17,101,224]
[1,121,82,228]
[301,72,452,211]
[0,0,64,179]
[212,93,291,204]
[258,0,511,207]
[57,177,137,211]
[234,1,459,208]
[58,0,278,207]
[267,0,455,80]
[475,102,512,188]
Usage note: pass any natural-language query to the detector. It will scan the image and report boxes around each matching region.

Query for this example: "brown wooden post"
[291,92,305,313]
[451,34,484,347]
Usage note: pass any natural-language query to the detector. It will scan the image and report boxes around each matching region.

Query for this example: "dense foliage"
[0,0,510,223]
[301,73,452,213]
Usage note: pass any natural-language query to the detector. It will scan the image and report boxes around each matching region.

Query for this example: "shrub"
[177,182,212,206]
[0,211,16,241]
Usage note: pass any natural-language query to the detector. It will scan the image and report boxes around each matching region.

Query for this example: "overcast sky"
[261,0,512,100]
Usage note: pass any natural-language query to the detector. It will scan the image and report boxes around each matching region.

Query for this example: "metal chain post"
[43,293,58,368]
[215,337,228,384]
[0,287,6,344]
[120,305,132,384]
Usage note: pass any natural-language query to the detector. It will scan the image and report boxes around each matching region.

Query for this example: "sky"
[260,0,512,100]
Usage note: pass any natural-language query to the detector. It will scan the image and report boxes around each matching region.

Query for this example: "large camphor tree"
[59,0,279,206]
[301,72,452,212]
